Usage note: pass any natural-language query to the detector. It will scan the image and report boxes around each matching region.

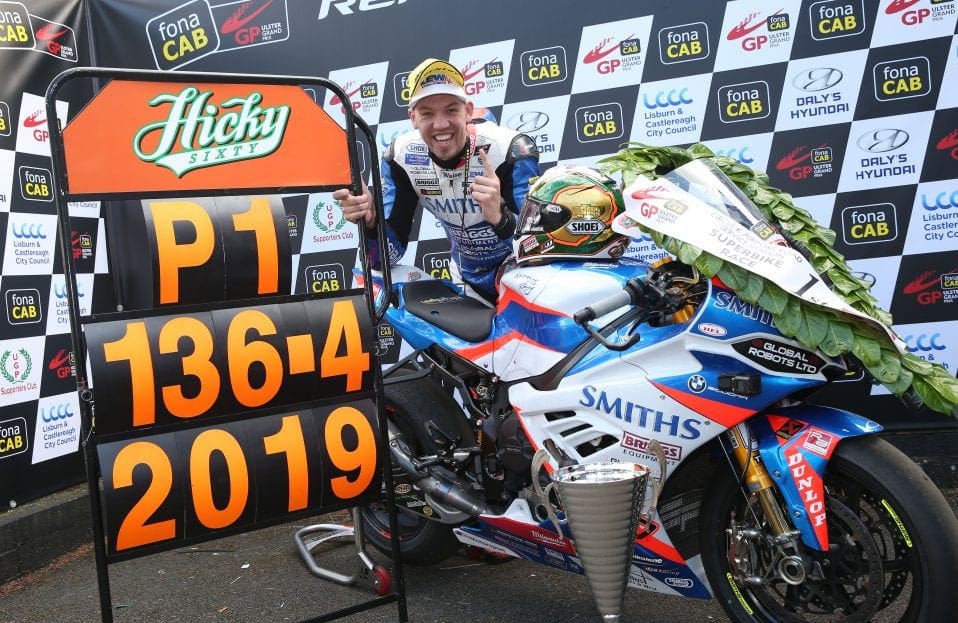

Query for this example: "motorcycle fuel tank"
[492,260,648,381]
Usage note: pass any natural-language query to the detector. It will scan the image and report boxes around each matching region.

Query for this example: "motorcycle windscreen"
[662,159,787,246]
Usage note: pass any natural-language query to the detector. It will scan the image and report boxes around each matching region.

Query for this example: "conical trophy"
[552,462,649,622]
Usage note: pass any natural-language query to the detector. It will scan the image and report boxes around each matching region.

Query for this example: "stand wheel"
[372,565,392,597]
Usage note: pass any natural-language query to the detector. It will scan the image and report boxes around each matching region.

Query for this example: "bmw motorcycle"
[359,163,958,622]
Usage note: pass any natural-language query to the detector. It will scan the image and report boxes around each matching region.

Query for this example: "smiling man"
[335,58,540,304]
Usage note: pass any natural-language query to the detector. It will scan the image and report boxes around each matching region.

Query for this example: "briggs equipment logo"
[133,86,290,177]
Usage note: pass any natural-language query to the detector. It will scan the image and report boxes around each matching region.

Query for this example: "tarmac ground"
[1,431,956,623]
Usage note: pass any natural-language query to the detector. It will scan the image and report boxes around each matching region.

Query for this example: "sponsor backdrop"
[2,0,957,506]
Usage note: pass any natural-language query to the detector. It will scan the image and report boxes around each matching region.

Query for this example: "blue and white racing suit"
[374,119,539,302]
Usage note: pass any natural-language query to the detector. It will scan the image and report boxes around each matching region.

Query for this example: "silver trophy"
[552,461,650,622]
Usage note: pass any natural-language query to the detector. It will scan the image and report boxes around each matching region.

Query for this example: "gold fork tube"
[727,424,792,537]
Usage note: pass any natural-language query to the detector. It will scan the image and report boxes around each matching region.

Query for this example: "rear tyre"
[361,373,472,565]
[700,436,958,622]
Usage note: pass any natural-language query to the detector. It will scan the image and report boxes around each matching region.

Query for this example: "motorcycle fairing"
[648,351,827,426]
[751,406,883,550]
[455,498,714,598]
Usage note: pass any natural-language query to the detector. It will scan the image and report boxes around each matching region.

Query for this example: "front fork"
[725,423,809,586]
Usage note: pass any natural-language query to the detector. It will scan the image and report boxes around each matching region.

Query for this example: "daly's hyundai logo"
[857,128,908,153]
[133,86,290,177]
[792,67,843,92]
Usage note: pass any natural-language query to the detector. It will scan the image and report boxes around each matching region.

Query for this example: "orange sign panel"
[62,80,352,195]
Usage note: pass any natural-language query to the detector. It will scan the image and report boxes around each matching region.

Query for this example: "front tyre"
[700,436,958,622]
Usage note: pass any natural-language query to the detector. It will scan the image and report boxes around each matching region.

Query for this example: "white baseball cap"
[407,58,468,109]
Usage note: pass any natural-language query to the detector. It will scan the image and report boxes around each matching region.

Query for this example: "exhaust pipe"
[387,424,490,518]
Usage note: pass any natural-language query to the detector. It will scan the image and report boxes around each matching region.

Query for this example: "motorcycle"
[358,162,958,622]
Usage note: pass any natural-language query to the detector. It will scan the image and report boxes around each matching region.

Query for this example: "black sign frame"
[45,67,404,623]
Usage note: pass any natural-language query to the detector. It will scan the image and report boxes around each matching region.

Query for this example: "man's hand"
[333,182,376,227]
[470,149,503,226]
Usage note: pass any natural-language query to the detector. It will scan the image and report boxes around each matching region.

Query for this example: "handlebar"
[573,277,647,324]
[572,277,652,352]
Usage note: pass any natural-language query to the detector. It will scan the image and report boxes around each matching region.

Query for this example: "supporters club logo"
[146,0,221,70]
[657,22,710,64]
[809,0,867,39]
[520,46,568,86]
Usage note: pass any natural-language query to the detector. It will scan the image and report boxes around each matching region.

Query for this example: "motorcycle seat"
[402,280,495,343]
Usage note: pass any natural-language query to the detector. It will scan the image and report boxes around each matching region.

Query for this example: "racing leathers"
[374,119,539,302]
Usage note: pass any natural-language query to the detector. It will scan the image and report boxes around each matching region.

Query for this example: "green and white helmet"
[515,165,629,265]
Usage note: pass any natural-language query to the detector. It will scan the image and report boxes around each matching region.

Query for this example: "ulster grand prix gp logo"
[133,86,290,177]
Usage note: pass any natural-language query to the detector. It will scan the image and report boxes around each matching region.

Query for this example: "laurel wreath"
[0,348,33,384]
[313,201,348,233]
[599,142,958,419]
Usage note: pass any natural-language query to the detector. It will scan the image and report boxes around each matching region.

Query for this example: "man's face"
[409,94,474,161]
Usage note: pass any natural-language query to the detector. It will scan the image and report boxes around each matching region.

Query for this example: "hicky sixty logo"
[133,86,290,177]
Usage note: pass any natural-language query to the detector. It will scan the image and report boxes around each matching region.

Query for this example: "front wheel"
[700,436,958,622]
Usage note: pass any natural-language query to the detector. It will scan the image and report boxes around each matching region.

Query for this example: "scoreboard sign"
[46,68,386,578]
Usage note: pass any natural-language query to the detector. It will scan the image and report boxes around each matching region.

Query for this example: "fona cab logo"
[133,87,290,177]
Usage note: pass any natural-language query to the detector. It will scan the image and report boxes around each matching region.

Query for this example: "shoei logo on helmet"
[567,220,604,235]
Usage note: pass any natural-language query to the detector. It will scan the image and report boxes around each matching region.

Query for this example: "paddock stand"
[294,508,394,597]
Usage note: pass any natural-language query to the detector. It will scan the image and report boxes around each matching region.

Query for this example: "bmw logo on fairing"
[688,375,707,393]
